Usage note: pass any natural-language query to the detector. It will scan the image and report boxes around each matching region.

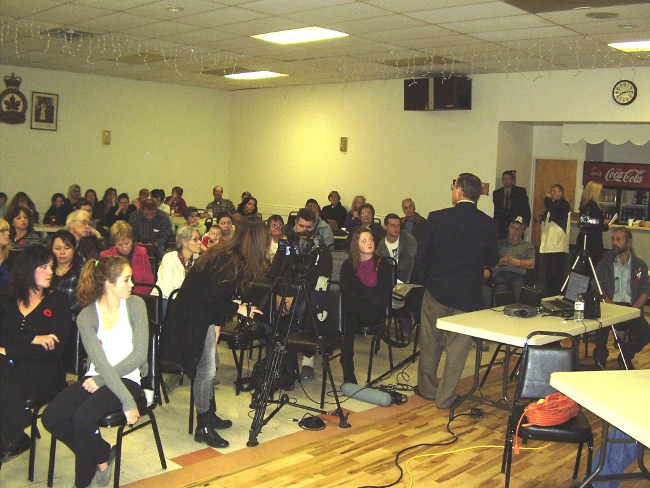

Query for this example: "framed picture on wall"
[31,92,58,131]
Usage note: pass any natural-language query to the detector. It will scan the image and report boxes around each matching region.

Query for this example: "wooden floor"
[128,340,649,488]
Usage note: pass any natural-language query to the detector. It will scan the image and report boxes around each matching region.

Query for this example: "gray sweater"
[77,295,149,412]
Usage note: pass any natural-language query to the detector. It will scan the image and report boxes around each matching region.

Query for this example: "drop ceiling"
[0,0,648,90]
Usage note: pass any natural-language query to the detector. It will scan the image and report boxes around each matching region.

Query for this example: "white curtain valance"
[562,124,650,146]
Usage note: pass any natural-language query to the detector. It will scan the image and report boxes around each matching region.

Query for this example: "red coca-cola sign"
[583,162,650,189]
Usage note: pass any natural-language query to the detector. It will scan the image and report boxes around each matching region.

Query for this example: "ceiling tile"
[124,0,225,21]
[405,2,528,24]
[175,6,267,28]
[28,4,114,25]
[282,2,391,24]
[441,14,553,34]
[241,0,353,16]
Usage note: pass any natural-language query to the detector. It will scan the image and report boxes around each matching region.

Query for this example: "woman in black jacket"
[165,218,269,448]
[339,228,393,385]
[0,246,72,462]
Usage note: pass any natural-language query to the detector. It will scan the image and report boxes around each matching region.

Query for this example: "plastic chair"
[501,331,593,488]
[47,325,167,488]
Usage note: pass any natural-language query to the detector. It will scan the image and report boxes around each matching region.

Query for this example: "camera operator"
[268,208,333,381]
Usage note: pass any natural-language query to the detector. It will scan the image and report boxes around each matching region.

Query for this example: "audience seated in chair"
[131,188,149,210]
[7,206,42,251]
[152,225,201,316]
[205,185,236,217]
[129,199,173,262]
[0,246,73,465]
[305,199,334,248]
[66,210,103,263]
[493,216,535,302]
[343,195,365,231]
[100,221,154,295]
[44,193,68,226]
[165,186,187,217]
[320,190,347,229]
[266,214,285,262]
[42,256,149,488]
[233,196,259,224]
[339,228,393,384]
[400,197,427,242]
[6,191,41,225]
[183,206,206,237]
[49,230,83,318]
[101,193,135,228]
[345,203,384,250]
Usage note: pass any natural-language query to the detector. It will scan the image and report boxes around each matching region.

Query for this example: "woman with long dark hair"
[233,196,259,224]
[339,228,392,384]
[165,218,269,448]
[49,229,83,317]
[0,246,72,462]
[44,193,68,226]
[43,256,148,488]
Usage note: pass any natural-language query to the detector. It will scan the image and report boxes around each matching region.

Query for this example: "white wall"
[496,122,534,190]
[603,141,650,163]
[229,77,500,218]
[0,65,233,214]
[2,64,648,222]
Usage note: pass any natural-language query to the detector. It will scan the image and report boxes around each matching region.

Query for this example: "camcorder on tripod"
[247,227,350,447]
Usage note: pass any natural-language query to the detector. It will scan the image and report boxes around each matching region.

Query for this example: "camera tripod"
[568,233,630,370]
[247,278,350,447]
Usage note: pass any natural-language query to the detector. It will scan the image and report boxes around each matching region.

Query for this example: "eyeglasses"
[75,220,91,226]
[450,184,456,190]
[190,237,201,242]
[0,228,9,233]
[360,211,372,216]
[269,223,283,228]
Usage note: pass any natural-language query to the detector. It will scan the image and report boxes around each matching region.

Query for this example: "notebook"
[541,272,591,313]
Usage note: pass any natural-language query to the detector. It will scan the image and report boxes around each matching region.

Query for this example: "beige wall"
[0,65,233,214]
[1,64,648,222]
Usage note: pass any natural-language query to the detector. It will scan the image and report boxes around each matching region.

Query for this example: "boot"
[194,411,229,448]
[208,395,232,430]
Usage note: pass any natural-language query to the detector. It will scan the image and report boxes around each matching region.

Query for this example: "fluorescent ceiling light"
[251,27,348,45]
[224,71,288,80]
[608,40,650,52]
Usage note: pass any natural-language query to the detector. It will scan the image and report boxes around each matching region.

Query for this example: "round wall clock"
[612,80,637,105]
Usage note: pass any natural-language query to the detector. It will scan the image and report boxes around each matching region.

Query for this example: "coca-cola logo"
[590,167,603,179]
[605,168,646,184]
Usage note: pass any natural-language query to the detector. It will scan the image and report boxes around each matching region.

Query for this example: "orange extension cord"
[514,393,580,454]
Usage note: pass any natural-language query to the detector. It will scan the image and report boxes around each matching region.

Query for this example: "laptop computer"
[542,272,591,313]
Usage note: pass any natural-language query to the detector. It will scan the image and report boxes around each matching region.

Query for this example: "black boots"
[194,411,229,448]
[208,396,233,430]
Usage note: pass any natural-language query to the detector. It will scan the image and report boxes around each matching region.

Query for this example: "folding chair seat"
[501,331,593,488]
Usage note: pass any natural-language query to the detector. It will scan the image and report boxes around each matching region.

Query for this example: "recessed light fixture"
[585,11,619,19]
[224,71,288,80]
[251,27,348,45]
[164,6,184,13]
[573,6,592,10]
[608,40,650,52]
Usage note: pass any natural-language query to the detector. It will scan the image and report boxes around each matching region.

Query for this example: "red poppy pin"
[43,308,52,317]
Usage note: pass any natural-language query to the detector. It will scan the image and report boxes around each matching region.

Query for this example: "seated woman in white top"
[153,225,201,314]
[42,256,148,488]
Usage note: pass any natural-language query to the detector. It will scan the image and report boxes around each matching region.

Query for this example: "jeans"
[194,325,216,414]
[592,427,639,488]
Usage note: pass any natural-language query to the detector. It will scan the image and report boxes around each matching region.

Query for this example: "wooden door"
[531,159,577,247]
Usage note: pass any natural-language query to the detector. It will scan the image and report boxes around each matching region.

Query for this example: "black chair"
[286,211,298,228]
[501,331,593,488]
[159,289,187,397]
[284,291,343,408]
[47,325,167,488]
[22,322,84,481]
[134,284,166,404]
[354,257,396,384]
[218,282,274,396]
[23,384,67,481]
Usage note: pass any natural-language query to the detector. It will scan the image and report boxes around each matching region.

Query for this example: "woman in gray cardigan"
[43,256,148,488]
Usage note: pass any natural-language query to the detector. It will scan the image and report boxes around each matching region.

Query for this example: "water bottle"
[574,294,585,321]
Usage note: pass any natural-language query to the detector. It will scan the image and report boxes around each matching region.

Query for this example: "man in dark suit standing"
[493,170,531,238]
[413,173,499,408]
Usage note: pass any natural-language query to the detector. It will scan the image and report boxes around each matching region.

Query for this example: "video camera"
[277,224,323,280]
[578,214,602,230]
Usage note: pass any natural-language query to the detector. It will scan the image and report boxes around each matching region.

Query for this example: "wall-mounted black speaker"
[434,76,472,110]
[404,77,472,111]
[403,78,433,111]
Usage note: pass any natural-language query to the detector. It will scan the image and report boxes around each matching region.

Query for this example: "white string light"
[0,19,646,86]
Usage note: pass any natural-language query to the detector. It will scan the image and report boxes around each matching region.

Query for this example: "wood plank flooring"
[128,339,649,488]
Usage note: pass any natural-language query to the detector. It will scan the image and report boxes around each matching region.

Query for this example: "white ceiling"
[1,0,649,90]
